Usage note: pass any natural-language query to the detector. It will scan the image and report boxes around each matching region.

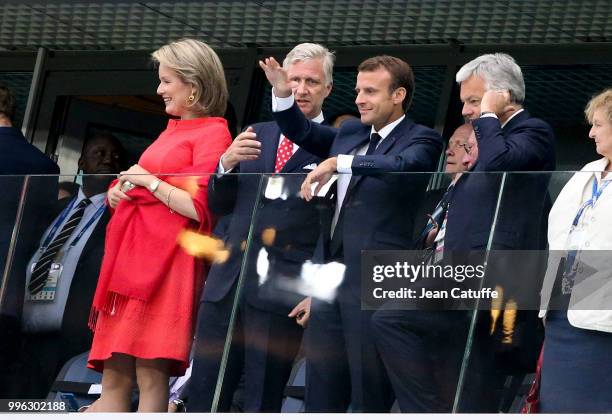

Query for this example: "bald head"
[445,123,472,175]
[462,130,479,170]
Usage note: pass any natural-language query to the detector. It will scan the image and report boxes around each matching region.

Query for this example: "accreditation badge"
[29,262,62,301]
[433,216,447,265]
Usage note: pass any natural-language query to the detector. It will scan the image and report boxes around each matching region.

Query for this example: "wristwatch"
[171,399,186,412]
[148,179,161,193]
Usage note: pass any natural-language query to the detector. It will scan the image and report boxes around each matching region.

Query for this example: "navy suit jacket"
[0,128,58,319]
[61,206,109,351]
[442,111,555,376]
[204,120,323,314]
[273,103,443,298]
[445,110,556,252]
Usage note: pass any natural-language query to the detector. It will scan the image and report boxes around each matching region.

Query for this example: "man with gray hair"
[187,43,335,412]
[447,52,555,252]
[446,53,555,411]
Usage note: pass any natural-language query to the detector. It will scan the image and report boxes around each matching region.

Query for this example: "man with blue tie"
[188,43,334,412]
[260,55,443,412]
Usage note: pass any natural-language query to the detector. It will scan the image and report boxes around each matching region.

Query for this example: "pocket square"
[303,163,318,170]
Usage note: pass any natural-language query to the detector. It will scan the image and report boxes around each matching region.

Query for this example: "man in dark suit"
[1,133,126,398]
[0,82,59,280]
[449,53,556,413]
[188,43,334,413]
[370,125,478,413]
[0,83,59,394]
[260,55,443,412]
[370,53,556,413]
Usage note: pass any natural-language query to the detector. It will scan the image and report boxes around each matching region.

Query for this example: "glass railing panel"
[4,170,607,413]
[453,171,577,413]
[231,171,500,413]
[0,172,260,414]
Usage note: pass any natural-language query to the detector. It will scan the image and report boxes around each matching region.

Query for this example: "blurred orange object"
[177,230,229,263]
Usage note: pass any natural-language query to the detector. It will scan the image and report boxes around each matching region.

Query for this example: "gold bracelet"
[167,187,177,212]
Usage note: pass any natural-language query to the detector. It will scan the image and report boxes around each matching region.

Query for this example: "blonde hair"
[152,38,228,117]
[585,88,612,124]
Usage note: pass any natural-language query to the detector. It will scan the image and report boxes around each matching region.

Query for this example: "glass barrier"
[221,171,495,414]
[0,173,260,413]
[2,170,611,414]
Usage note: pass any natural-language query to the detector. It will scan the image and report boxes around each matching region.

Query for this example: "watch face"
[150,180,160,192]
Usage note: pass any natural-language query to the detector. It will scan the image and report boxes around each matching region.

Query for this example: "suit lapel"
[262,125,282,173]
[281,147,314,173]
[78,209,109,261]
[502,109,530,134]
[374,117,413,155]
[280,120,327,173]
[333,125,371,156]
[347,117,412,192]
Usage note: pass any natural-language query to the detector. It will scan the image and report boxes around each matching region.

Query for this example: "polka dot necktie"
[274,136,294,173]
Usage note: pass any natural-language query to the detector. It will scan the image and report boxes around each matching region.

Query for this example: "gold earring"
[188,94,195,103]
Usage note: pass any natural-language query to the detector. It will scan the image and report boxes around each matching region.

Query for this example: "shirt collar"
[370,115,405,140]
[312,111,324,124]
[595,157,612,182]
[76,187,106,209]
[501,108,525,129]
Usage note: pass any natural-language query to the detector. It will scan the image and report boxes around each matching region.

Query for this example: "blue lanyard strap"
[40,197,78,249]
[571,177,611,227]
[69,204,106,247]
[40,199,106,250]
[565,177,611,286]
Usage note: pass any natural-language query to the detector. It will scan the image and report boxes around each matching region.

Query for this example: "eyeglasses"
[447,142,473,154]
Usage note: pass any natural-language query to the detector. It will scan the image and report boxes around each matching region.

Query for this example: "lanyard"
[40,197,78,249]
[571,177,611,227]
[564,177,611,291]
[40,199,106,250]
[68,204,105,247]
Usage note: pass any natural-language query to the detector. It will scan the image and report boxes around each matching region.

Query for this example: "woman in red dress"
[86,39,231,412]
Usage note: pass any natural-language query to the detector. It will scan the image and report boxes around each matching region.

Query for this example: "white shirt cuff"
[272,89,295,112]
[217,155,233,174]
[337,154,354,174]
[479,112,498,119]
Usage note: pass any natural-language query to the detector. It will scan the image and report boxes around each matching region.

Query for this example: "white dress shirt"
[22,189,106,333]
[539,157,612,332]
[480,108,524,129]
[272,91,405,234]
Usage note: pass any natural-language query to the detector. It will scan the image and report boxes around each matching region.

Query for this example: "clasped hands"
[107,164,155,208]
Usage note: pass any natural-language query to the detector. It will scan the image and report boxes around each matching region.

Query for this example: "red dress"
[88,117,231,376]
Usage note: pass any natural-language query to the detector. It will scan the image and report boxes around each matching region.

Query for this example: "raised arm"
[259,57,337,158]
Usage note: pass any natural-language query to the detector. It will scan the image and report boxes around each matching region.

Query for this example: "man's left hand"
[480,89,515,117]
[300,157,337,201]
[288,297,312,328]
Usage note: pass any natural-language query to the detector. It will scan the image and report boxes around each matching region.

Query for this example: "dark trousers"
[371,309,470,413]
[188,285,303,412]
[304,294,394,412]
